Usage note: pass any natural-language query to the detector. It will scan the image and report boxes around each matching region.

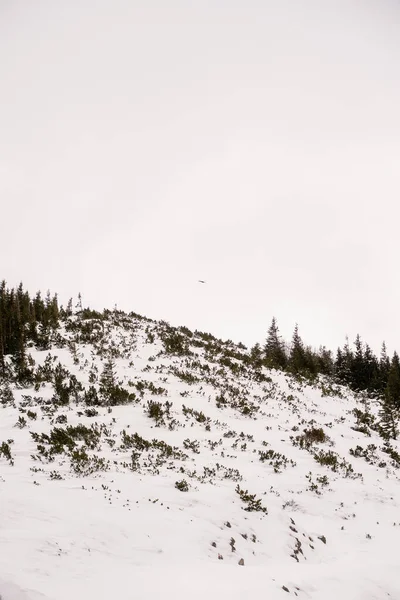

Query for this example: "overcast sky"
[1,0,400,354]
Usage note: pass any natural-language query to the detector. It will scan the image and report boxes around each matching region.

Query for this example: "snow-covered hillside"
[1,311,400,599]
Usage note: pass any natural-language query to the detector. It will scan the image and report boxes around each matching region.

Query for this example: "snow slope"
[1,312,399,599]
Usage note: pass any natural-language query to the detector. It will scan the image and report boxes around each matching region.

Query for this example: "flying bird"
[198,280,206,284]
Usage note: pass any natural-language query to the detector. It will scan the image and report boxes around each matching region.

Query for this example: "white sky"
[1,0,400,354]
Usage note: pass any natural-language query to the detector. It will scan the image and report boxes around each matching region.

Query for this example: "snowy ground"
[1,313,400,599]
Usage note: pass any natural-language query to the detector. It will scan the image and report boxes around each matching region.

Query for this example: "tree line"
[1,281,400,416]
[258,317,400,409]
[0,280,59,380]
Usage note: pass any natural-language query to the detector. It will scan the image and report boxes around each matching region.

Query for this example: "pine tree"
[62,298,73,319]
[363,344,379,393]
[385,352,400,409]
[378,342,391,393]
[351,334,364,391]
[377,352,400,440]
[250,343,263,370]
[289,324,307,374]
[263,317,287,370]
[53,363,71,405]
[100,357,116,398]
[316,346,334,376]
[11,329,33,387]
[379,396,399,440]
[76,293,83,312]
[335,338,353,386]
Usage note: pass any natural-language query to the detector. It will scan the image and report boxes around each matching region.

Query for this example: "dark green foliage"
[84,408,99,418]
[335,341,353,387]
[287,324,317,376]
[147,400,167,425]
[263,318,287,370]
[69,448,110,475]
[349,444,379,464]
[15,415,27,429]
[258,448,296,472]
[314,346,334,377]
[99,358,136,405]
[351,334,365,390]
[120,431,187,473]
[0,382,15,406]
[107,386,136,406]
[289,324,306,374]
[292,427,328,450]
[0,440,14,465]
[99,358,116,395]
[171,368,199,385]
[83,386,101,406]
[377,353,400,440]
[333,336,389,396]
[0,281,59,381]
[161,328,190,356]
[79,308,104,320]
[121,431,151,451]
[183,438,200,454]
[351,408,375,436]
[175,479,189,492]
[381,443,400,468]
[249,343,263,370]
[235,485,268,513]
[182,404,210,425]
[53,364,82,405]
[31,424,104,456]
[313,449,358,478]
[378,396,399,440]
[378,343,391,392]
[385,352,400,409]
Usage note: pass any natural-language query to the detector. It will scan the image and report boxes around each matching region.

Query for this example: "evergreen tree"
[385,352,400,409]
[100,357,116,397]
[378,342,391,393]
[250,343,263,370]
[363,344,379,393]
[315,346,334,376]
[76,293,83,312]
[379,396,399,440]
[10,331,33,387]
[288,324,307,374]
[335,338,353,386]
[263,317,287,370]
[53,363,71,405]
[351,334,364,391]
[0,281,60,366]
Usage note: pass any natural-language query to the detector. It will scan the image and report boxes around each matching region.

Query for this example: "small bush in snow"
[235,485,268,514]
[175,479,189,492]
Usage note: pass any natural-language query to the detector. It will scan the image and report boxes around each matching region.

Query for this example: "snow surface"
[1,313,400,599]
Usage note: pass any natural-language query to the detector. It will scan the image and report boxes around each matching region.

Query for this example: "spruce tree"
[377,352,400,440]
[335,338,353,386]
[263,317,287,370]
[351,334,364,391]
[385,352,400,409]
[316,346,334,376]
[379,396,399,440]
[289,324,307,374]
[100,357,117,400]
[250,343,263,370]
[378,342,391,393]
[363,344,379,393]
